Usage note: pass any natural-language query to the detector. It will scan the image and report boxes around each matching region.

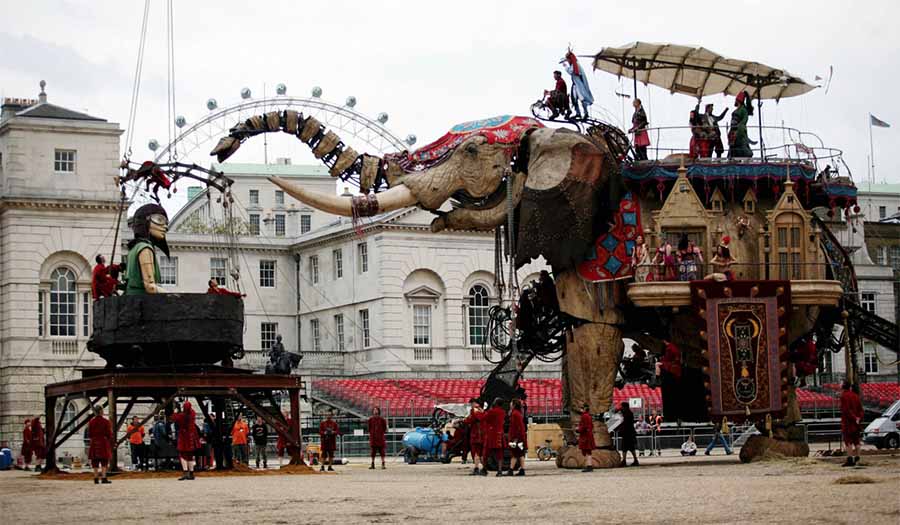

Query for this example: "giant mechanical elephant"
[212,113,632,468]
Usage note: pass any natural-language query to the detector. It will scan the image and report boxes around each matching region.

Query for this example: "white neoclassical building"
[0,87,122,447]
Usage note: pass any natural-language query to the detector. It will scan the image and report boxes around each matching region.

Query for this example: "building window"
[54,149,76,173]
[210,258,227,285]
[413,305,431,346]
[82,292,90,336]
[300,214,311,234]
[249,214,260,235]
[860,292,876,313]
[878,206,886,220]
[49,267,77,337]
[38,291,44,337]
[334,314,345,351]
[260,260,276,288]
[311,319,321,352]
[468,285,490,346]
[890,246,900,270]
[875,246,887,266]
[249,190,259,206]
[261,322,278,351]
[275,190,285,206]
[309,255,319,284]
[358,242,368,273]
[159,256,178,285]
[359,309,370,348]
[333,249,343,279]
[864,344,879,374]
[275,214,285,237]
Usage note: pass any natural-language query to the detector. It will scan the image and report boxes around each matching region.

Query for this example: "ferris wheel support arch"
[153,95,411,165]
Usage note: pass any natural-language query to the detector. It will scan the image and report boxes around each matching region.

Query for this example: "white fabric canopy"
[592,42,816,101]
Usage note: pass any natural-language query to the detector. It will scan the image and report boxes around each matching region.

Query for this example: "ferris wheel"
[148,84,416,165]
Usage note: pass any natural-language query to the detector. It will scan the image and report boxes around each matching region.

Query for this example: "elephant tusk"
[267,177,418,217]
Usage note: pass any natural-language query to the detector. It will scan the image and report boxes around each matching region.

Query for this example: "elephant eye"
[465,144,478,156]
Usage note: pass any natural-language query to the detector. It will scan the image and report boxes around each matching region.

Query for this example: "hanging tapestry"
[577,191,643,282]
[691,280,790,422]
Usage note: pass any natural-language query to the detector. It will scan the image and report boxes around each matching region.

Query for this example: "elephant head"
[210,113,622,271]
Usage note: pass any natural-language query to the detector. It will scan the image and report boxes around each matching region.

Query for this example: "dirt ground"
[2,452,898,524]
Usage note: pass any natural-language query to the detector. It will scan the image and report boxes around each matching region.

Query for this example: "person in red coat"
[276,410,297,466]
[318,411,340,472]
[207,278,246,298]
[30,417,46,470]
[507,399,528,476]
[20,418,33,471]
[840,382,864,467]
[482,398,507,477]
[367,407,388,470]
[91,255,122,299]
[87,406,113,484]
[577,403,596,472]
[464,398,485,475]
[172,401,202,480]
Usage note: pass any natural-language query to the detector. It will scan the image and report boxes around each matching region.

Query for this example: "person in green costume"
[125,203,170,295]
[727,90,754,159]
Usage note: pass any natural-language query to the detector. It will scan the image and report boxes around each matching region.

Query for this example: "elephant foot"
[739,435,809,464]
[555,445,622,469]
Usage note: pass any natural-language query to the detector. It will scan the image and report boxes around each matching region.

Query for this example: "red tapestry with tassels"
[691,280,790,423]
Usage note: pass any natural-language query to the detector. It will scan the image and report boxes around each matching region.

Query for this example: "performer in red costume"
[464,398,485,475]
[30,417,46,471]
[87,406,112,484]
[318,411,340,472]
[206,278,245,298]
[20,418,33,471]
[577,403,596,472]
[91,254,122,299]
[507,399,528,476]
[367,407,388,470]
[276,411,298,467]
[172,401,201,480]
[482,398,507,477]
[840,382,864,467]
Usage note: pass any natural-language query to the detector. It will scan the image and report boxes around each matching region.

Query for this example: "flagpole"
[868,114,875,187]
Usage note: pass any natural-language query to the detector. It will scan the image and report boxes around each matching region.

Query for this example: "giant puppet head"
[129,203,170,257]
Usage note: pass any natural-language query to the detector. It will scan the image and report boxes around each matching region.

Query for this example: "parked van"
[863,399,900,449]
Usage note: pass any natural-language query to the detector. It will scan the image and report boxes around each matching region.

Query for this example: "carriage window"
[49,268,77,337]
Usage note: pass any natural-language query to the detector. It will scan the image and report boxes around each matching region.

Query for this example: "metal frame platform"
[43,367,306,471]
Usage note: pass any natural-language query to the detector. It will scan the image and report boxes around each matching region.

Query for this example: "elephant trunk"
[430,173,526,232]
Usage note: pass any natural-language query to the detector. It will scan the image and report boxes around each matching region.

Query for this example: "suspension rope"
[122,0,150,160]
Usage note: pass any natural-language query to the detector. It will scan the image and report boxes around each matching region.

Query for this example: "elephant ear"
[514,128,622,272]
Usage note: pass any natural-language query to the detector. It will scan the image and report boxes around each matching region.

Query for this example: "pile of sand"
[833,474,877,485]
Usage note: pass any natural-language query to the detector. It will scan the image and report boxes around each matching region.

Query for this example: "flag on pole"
[870,114,891,128]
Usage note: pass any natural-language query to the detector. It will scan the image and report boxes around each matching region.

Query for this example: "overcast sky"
[2,0,898,213]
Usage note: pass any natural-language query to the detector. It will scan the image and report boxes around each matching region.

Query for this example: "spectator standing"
[618,402,639,467]
[629,99,650,160]
[705,417,733,455]
[126,416,146,471]
[251,417,269,469]
[231,414,250,465]
[20,418,32,471]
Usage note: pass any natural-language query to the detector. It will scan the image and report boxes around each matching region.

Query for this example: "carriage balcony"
[619,124,855,309]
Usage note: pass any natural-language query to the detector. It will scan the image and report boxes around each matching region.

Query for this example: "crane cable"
[122,0,150,161]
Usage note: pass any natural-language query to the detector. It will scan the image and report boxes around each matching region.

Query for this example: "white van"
[863,399,900,449]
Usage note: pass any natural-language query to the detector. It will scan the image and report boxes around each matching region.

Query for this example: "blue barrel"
[402,427,442,455]
[0,448,12,470]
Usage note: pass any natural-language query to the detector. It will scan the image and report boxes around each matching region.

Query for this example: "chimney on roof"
[1,97,38,121]
[38,80,47,103]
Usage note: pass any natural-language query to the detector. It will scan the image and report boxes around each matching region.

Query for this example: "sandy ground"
[2,452,898,525]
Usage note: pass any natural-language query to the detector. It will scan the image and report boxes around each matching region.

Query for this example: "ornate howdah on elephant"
[211,110,845,467]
